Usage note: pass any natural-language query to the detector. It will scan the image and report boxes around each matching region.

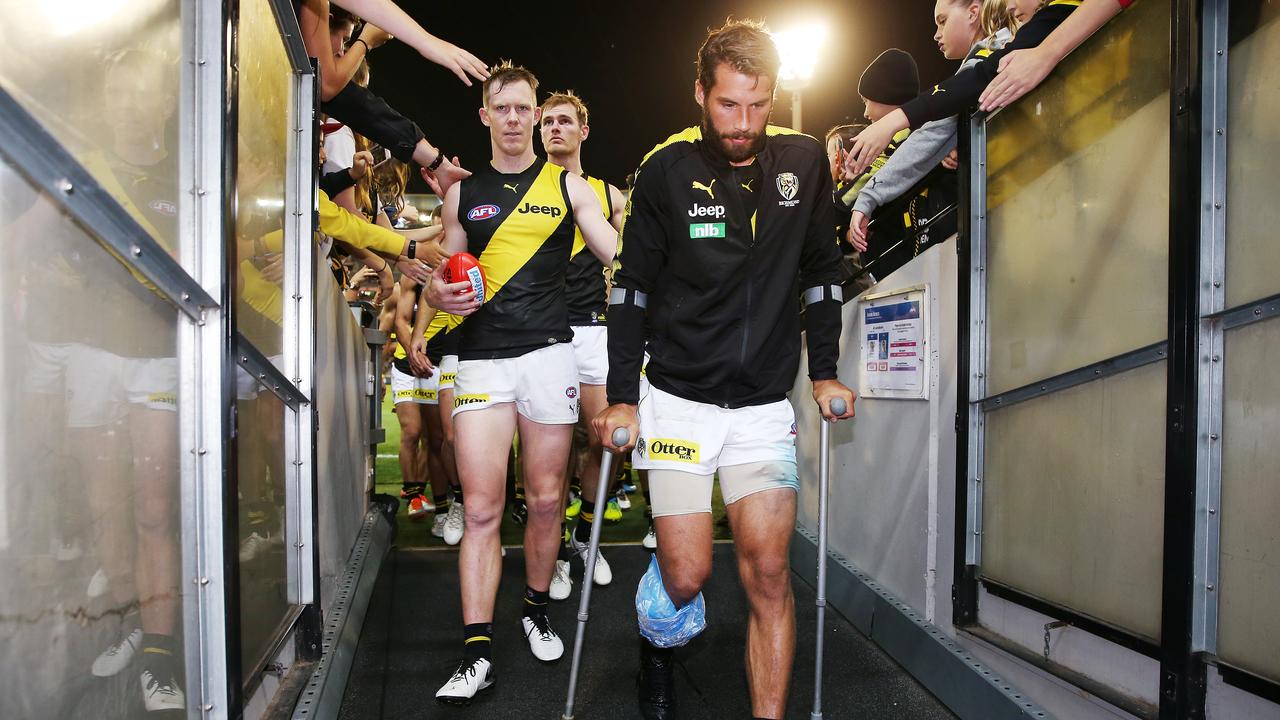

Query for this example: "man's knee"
[741,551,792,603]
[523,484,562,519]
[463,500,502,531]
[662,557,711,605]
[400,422,422,446]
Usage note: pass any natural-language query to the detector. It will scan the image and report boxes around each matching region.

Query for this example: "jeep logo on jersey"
[689,222,726,239]
[687,204,725,219]
[467,204,500,221]
[647,438,700,464]
[776,173,799,201]
[518,202,562,217]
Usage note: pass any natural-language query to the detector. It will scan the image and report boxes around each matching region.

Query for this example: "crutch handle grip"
[611,427,631,447]
[830,397,848,417]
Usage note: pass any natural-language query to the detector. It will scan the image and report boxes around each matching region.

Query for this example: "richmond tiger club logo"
[775,172,800,208]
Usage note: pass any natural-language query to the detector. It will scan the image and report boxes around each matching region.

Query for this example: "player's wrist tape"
[609,287,648,309]
[803,285,843,306]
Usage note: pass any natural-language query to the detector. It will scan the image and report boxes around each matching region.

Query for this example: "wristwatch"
[407,240,417,259]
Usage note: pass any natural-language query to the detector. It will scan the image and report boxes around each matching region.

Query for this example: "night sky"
[365,0,952,191]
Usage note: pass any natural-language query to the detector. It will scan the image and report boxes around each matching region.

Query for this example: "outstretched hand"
[421,155,468,197]
[979,47,1057,112]
[844,109,907,177]
[413,34,489,86]
[847,212,870,253]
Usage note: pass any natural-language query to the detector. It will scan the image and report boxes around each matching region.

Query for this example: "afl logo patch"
[636,438,646,456]
[467,204,500,221]
[566,387,578,399]
[149,200,178,216]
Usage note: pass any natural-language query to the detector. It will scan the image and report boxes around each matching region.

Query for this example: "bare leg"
[574,383,609,527]
[395,402,424,489]
[423,405,448,503]
[725,487,797,719]
[130,407,179,636]
[516,415,573,591]
[437,388,460,492]
[454,404,517,623]
[74,421,137,608]
[653,512,714,606]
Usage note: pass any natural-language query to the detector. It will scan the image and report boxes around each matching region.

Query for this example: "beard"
[701,109,766,164]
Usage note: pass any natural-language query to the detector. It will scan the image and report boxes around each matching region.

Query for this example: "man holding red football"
[592,21,856,720]
[423,61,618,704]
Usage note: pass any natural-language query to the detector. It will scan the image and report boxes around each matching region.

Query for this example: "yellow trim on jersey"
[477,162,570,303]
[639,124,816,167]
[1048,0,1083,6]
[571,176,612,260]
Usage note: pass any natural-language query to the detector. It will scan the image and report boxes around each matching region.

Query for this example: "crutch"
[812,396,847,720]
[562,426,631,720]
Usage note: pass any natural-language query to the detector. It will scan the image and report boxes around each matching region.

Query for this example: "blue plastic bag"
[635,554,706,648]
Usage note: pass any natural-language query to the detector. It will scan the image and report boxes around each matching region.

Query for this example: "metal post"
[178,0,234,716]
[1159,0,1209,716]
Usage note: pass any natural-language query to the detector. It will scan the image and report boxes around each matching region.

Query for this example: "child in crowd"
[847,0,1018,250]
[845,0,1138,174]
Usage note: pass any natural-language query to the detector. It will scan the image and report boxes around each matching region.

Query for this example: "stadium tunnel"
[2,1,1280,720]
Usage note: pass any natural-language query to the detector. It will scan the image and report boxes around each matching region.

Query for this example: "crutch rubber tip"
[612,427,631,446]
[830,398,847,416]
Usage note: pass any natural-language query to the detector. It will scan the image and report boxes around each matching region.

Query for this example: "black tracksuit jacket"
[607,126,845,409]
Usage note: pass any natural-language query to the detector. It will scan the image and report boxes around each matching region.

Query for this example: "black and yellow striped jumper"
[564,175,613,327]
[456,157,576,360]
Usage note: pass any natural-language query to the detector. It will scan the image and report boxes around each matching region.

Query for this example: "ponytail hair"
[978,0,1018,38]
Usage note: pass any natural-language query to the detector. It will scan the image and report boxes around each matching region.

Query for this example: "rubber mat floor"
[338,543,956,720]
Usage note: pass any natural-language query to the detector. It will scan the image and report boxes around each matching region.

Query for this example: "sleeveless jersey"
[456,157,576,360]
[565,175,613,326]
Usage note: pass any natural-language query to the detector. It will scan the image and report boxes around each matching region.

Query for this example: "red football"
[444,252,486,303]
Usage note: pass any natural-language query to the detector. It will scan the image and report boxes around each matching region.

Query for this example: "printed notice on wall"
[857,287,928,399]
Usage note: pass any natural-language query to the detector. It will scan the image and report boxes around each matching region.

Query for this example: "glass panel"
[1218,318,1280,682]
[235,377,290,676]
[0,158,187,716]
[1225,2,1280,309]
[233,0,292,361]
[0,0,182,257]
[983,0,1170,396]
[982,361,1167,641]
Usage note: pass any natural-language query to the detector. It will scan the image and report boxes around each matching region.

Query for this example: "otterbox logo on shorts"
[440,372,457,384]
[647,438,700,464]
[453,393,490,408]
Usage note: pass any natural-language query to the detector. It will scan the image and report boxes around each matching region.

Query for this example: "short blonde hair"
[482,59,539,105]
[541,91,589,127]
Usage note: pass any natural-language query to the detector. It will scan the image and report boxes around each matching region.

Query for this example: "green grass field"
[375,389,731,548]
